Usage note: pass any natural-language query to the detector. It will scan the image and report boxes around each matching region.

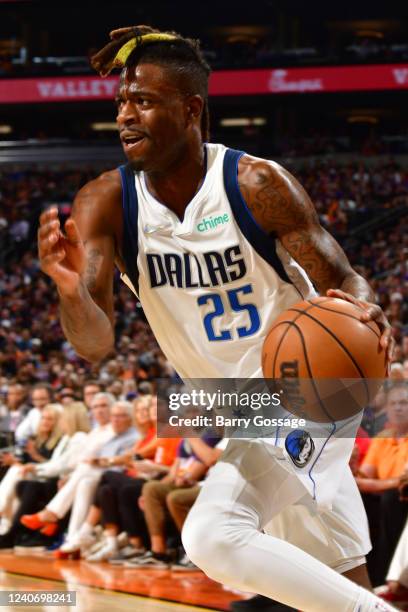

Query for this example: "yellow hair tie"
[113,33,178,68]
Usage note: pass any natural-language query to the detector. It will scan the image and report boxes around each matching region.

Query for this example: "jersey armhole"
[223,148,291,284]
[118,164,139,295]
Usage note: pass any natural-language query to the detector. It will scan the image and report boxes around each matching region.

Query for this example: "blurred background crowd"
[0,157,406,393]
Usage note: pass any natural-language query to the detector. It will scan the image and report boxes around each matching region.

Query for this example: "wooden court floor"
[0,571,214,612]
[0,552,248,611]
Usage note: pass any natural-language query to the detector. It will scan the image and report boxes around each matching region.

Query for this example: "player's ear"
[185,95,203,124]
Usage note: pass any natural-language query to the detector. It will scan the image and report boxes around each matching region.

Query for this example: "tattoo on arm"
[59,286,114,363]
[59,241,115,362]
[239,164,314,234]
[281,228,345,290]
[238,159,373,297]
[84,248,103,291]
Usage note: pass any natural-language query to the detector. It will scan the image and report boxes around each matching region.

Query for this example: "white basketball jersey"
[118,143,360,509]
[119,143,315,379]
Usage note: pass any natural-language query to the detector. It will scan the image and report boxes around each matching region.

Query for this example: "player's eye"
[137,98,152,107]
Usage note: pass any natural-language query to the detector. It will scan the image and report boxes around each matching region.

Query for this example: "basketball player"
[38,27,395,611]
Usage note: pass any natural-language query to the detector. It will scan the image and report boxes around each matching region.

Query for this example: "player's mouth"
[121,131,147,151]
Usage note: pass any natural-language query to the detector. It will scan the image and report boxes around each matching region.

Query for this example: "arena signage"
[1,64,408,103]
[210,64,408,95]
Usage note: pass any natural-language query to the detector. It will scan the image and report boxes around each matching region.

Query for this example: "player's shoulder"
[72,168,122,218]
[71,168,123,238]
[237,152,290,187]
[235,152,305,233]
[75,168,122,204]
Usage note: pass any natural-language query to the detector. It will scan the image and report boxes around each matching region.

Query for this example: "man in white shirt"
[0,384,30,435]
[21,394,132,545]
[15,384,53,444]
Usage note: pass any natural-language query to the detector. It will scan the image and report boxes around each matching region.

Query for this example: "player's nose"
[116,100,140,127]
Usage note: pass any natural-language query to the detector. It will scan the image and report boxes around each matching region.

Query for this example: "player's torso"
[120,143,315,379]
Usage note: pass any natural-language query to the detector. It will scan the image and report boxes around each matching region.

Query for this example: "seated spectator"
[20,392,115,547]
[82,380,103,414]
[357,384,408,492]
[58,388,77,405]
[126,394,157,460]
[15,384,53,444]
[21,399,138,554]
[0,402,91,547]
[125,434,222,569]
[380,517,408,606]
[356,382,408,585]
[0,383,30,435]
[64,396,180,562]
[0,403,62,535]
[42,395,151,557]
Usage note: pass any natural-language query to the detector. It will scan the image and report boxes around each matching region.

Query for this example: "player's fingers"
[359,304,382,322]
[64,218,83,245]
[38,219,60,240]
[326,288,357,304]
[39,206,59,226]
[386,336,396,363]
[38,228,55,258]
[379,325,392,350]
[38,229,63,260]
[109,24,151,39]
[109,26,134,40]
[326,288,344,297]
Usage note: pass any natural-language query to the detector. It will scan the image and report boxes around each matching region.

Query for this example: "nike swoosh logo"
[144,225,167,234]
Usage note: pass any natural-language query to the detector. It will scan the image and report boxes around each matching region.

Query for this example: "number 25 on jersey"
[197,283,260,341]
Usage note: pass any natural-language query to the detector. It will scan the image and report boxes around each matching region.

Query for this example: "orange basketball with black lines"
[262,297,387,422]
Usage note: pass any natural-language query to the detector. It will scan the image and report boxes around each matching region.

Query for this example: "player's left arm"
[237,155,394,361]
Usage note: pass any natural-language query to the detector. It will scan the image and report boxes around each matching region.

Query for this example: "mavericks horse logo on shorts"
[285,430,315,468]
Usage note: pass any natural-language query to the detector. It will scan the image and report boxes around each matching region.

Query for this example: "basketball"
[262,297,387,422]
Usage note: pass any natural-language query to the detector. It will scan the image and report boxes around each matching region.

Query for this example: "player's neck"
[144,143,206,220]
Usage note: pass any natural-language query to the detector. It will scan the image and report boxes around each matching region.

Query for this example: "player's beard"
[128,158,146,172]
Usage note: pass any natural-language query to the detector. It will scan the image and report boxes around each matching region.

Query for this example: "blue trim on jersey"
[223,148,292,285]
[119,164,139,295]
[307,422,337,500]
[195,144,208,203]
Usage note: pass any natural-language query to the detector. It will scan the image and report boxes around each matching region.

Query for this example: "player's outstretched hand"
[38,207,86,297]
[326,288,395,365]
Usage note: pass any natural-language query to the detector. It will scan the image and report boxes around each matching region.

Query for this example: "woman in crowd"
[0,403,62,535]
[356,382,408,585]
[18,392,115,539]
[19,392,115,545]
[21,394,147,557]
[63,396,181,562]
[0,402,90,548]
[23,399,139,557]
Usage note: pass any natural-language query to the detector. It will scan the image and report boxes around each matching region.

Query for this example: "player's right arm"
[38,170,122,363]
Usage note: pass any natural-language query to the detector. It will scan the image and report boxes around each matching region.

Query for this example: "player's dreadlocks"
[91,25,211,141]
